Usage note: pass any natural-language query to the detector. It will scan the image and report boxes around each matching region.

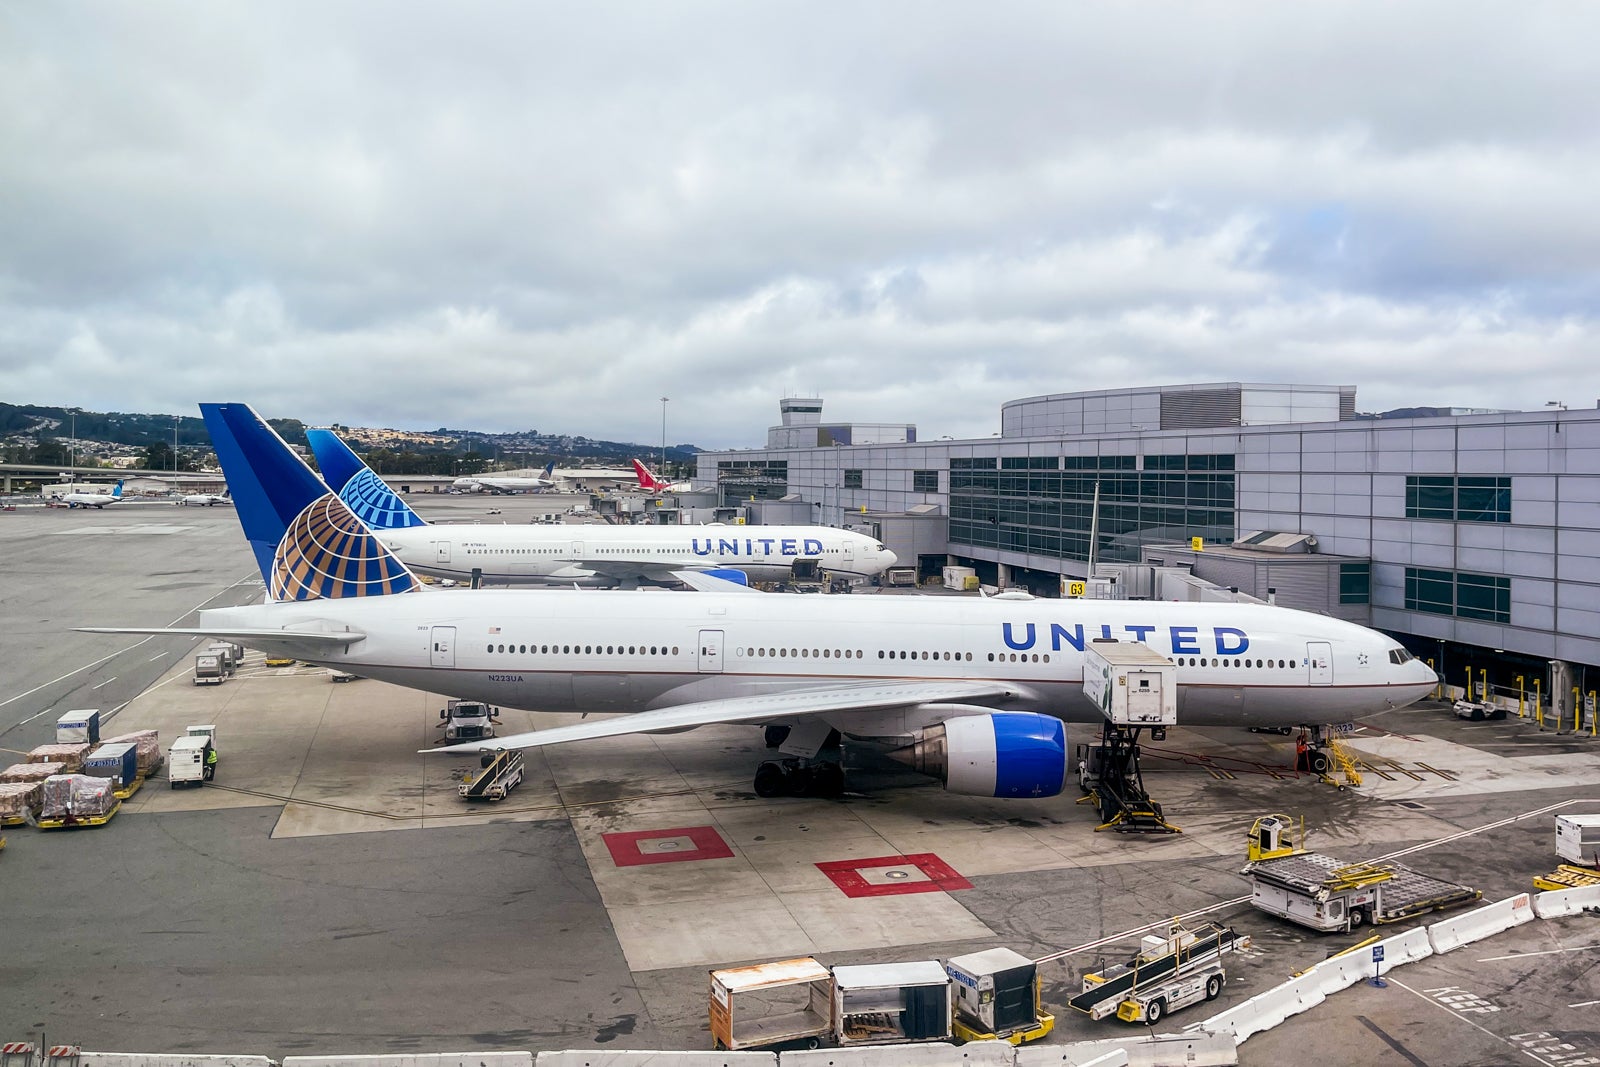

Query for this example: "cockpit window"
[1388,647,1416,665]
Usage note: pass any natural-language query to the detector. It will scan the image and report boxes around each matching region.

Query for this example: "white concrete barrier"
[1533,884,1600,919]
[84,1056,275,1067]
[1018,1031,1235,1066]
[540,1056,771,1067]
[779,1041,1012,1067]
[1427,893,1536,954]
[288,1056,529,1067]
[1190,973,1325,1045]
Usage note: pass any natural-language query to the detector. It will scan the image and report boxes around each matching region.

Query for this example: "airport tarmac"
[2,497,1598,1063]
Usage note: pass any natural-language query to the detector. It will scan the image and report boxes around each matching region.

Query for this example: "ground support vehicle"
[1069,922,1244,1025]
[193,653,227,685]
[946,947,1055,1044]
[168,726,218,788]
[1534,865,1600,891]
[1453,699,1506,721]
[1074,642,1181,833]
[204,642,242,676]
[459,749,525,800]
[1242,814,1480,932]
[438,700,498,743]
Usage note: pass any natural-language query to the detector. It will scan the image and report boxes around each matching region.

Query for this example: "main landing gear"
[1076,722,1180,834]
[754,725,846,798]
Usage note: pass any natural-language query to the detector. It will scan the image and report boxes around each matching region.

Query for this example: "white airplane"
[179,490,232,507]
[82,403,1440,802]
[307,428,896,587]
[49,480,124,509]
[453,462,557,494]
[632,459,692,494]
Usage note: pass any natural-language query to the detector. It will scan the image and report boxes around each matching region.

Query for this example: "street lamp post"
[69,407,79,473]
[660,396,669,477]
[172,417,179,474]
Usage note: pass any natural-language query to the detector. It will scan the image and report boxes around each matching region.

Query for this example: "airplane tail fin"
[542,461,555,481]
[305,429,427,531]
[631,459,664,492]
[201,404,420,601]
[112,480,124,498]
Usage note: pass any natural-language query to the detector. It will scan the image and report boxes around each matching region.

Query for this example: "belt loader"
[1069,922,1245,1025]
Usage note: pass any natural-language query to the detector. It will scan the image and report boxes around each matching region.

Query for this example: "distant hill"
[0,401,700,475]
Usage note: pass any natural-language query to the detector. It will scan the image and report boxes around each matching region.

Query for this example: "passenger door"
[1306,641,1333,685]
[698,629,724,673]
[431,626,456,668]
[435,541,451,564]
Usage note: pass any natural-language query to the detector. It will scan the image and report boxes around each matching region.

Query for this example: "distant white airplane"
[453,461,556,494]
[83,404,1440,802]
[632,459,692,494]
[306,428,896,587]
[179,490,232,507]
[49,480,125,509]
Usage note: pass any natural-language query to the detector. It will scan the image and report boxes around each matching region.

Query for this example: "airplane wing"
[425,679,1018,754]
[76,626,365,649]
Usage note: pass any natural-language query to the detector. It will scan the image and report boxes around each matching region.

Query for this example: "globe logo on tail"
[271,493,419,601]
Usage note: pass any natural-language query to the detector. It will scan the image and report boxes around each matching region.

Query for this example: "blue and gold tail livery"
[305,428,426,531]
[200,404,419,601]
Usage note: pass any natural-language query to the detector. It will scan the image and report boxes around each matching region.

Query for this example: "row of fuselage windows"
[482,642,1303,670]
[488,643,681,655]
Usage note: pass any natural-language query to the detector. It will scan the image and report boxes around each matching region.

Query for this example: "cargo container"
[194,653,227,684]
[1557,814,1600,867]
[205,642,243,675]
[101,730,163,776]
[84,742,140,790]
[55,709,100,745]
[1082,641,1177,729]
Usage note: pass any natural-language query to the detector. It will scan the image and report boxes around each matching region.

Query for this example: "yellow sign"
[1191,537,1204,551]
[1065,581,1086,598]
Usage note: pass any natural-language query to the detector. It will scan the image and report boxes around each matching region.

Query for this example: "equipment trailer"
[1242,814,1480,932]
[1069,922,1245,1024]
[1075,640,1180,833]
[459,749,524,801]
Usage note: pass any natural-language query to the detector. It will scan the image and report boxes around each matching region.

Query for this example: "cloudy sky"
[3,3,1597,448]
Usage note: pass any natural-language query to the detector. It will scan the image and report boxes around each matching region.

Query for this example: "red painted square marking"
[602,825,734,867]
[815,853,973,897]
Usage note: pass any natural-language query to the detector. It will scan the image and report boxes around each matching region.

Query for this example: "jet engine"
[890,712,1068,798]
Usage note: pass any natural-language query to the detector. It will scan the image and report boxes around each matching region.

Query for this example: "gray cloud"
[3,1,1598,447]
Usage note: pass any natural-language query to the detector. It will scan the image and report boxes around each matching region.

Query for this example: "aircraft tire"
[754,761,787,798]
[764,724,791,749]
[1309,749,1333,775]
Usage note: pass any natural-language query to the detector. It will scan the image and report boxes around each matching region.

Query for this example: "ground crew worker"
[1295,734,1309,773]
[203,743,218,781]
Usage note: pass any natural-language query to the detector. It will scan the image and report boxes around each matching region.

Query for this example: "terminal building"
[698,385,1600,725]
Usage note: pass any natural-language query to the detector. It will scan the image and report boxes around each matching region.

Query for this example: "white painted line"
[1389,978,1557,1067]
[1477,944,1600,963]
[91,677,117,690]
[148,652,169,662]
[1569,999,1600,1008]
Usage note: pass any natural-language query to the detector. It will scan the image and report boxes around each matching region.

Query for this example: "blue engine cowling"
[892,712,1068,798]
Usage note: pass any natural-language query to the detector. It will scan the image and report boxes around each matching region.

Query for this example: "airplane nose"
[880,549,898,567]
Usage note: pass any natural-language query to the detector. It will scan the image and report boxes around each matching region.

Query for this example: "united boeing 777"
[84,404,1438,801]
[305,427,896,587]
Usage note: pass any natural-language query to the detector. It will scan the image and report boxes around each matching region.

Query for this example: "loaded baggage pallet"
[1242,814,1480,933]
[38,799,122,830]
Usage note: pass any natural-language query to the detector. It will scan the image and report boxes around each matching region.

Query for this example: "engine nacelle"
[892,712,1068,798]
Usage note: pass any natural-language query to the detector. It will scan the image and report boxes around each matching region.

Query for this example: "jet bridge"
[1074,640,1180,833]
